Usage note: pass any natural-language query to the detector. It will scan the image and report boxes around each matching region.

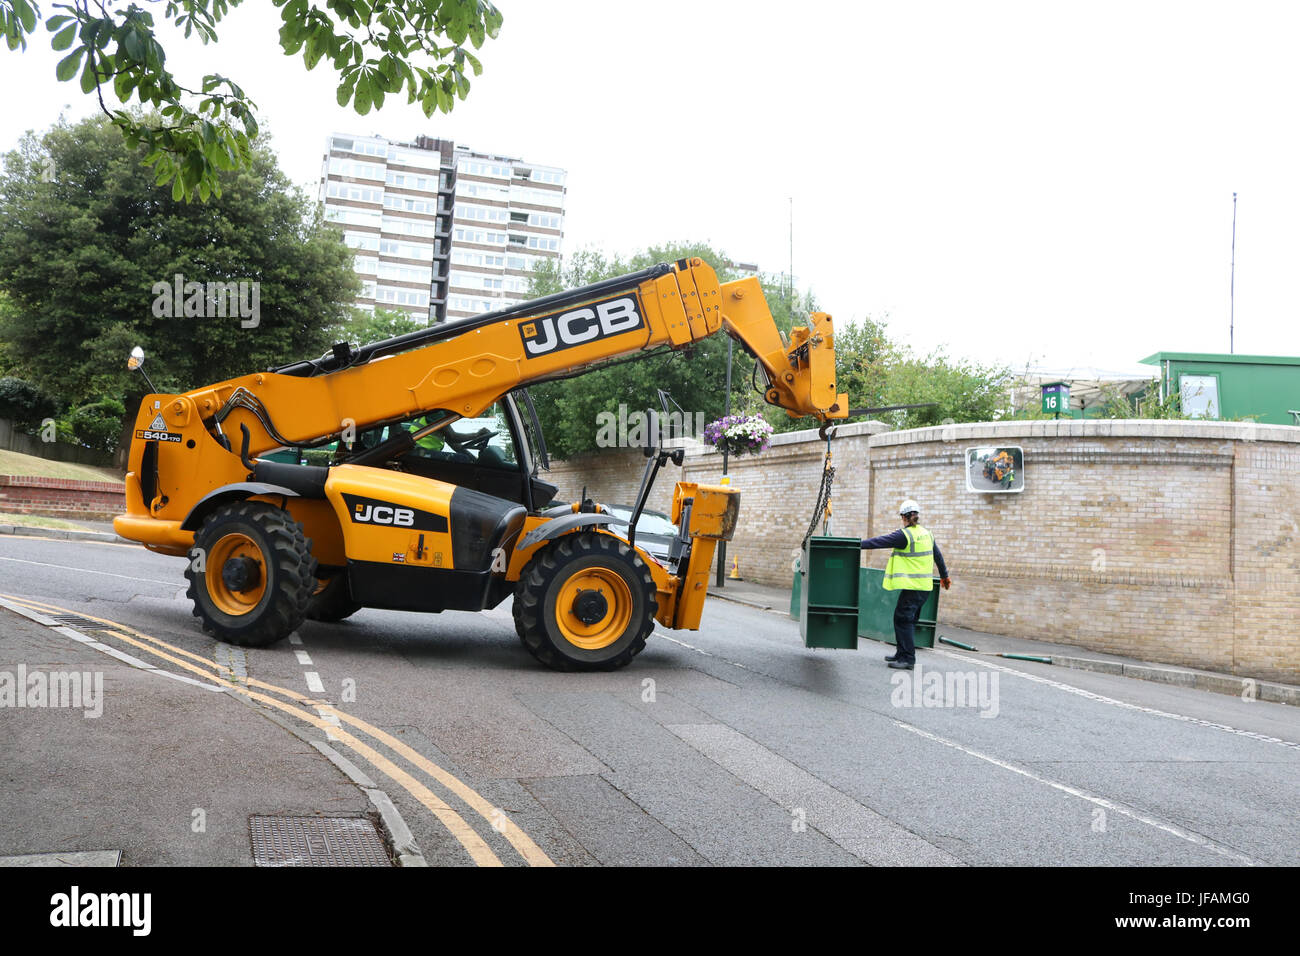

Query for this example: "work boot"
[885,654,900,662]
[888,660,914,670]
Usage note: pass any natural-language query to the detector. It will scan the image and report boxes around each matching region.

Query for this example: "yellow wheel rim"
[207,532,268,617]
[555,568,632,650]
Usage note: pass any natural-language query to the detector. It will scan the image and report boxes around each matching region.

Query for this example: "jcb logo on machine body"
[519,295,644,358]
[359,505,413,526]
[342,494,448,532]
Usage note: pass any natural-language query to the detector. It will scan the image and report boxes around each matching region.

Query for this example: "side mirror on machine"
[126,345,158,392]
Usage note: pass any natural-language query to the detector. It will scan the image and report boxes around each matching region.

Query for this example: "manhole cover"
[249,816,392,867]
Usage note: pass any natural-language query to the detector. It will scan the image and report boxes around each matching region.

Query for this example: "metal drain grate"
[249,816,392,867]
[49,614,117,631]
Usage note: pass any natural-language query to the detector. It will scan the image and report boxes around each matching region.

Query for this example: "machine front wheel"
[514,532,657,671]
[185,501,317,647]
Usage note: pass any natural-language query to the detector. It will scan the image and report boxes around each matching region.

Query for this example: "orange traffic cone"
[727,555,743,580]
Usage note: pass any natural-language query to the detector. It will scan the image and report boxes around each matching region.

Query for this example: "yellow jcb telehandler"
[114,258,847,669]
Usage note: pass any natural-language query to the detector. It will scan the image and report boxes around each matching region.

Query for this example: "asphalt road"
[1,532,1297,867]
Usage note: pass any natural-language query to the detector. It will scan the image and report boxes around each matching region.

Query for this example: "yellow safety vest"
[883,524,935,591]
[411,418,444,452]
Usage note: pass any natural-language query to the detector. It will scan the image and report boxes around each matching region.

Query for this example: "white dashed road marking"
[891,717,1261,865]
[933,648,1300,752]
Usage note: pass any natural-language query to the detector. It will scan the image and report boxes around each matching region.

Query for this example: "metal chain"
[803,451,835,545]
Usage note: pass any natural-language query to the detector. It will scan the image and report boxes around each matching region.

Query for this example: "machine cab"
[345,390,557,512]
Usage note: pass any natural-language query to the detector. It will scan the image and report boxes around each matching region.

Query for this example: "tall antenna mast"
[788,196,794,309]
[1230,192,1237,354]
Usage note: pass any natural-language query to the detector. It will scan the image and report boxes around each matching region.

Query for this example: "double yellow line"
[1,592,553,868]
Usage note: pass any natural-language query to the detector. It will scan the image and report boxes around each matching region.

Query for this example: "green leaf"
[336,73,357,107]
[79,57,100,94]
[51,23,77,51]
[124,29,143,61]
[13,0,36,33]
[304,34,323,70]
[353,73,372,114]
[113,70,135,101]
[278,21,304,55]
[55,47,85,82]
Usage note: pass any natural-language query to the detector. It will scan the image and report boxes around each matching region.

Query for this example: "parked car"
[603,505,680,565]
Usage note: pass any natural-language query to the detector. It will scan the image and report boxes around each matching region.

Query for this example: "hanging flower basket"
[703,414,774,458]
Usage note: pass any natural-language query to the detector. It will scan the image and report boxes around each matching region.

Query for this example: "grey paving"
[0,609,373,866]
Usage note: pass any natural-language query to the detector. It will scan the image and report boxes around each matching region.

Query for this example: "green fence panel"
[857,566,940,648]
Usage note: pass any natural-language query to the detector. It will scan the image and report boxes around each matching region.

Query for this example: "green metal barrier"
[857,566,940,648]
[797,539,942,650]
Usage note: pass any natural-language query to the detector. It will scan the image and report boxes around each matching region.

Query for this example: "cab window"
[432,404,518,470]
[349,405,518,472]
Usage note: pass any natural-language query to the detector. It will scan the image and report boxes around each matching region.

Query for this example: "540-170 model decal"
[518,294,644,358]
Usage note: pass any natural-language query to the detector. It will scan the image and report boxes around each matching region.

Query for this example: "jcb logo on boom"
[519,295,644,358]
[353,504,415,527]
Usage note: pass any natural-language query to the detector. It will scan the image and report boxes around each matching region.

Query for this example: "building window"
[1179,374,1220,419]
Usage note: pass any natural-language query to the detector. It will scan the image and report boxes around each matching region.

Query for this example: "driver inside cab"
[409,414,447,456]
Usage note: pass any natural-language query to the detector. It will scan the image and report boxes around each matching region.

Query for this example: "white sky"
[3,1,1299,376]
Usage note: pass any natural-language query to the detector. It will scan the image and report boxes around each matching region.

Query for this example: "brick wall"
[546,419,1300,682]
[546,421,889,584]
[0,475,126,521]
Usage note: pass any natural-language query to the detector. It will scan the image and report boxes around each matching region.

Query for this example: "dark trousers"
[892,588,929,663]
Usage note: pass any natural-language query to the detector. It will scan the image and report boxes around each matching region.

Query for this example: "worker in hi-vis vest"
[860,499,951,670]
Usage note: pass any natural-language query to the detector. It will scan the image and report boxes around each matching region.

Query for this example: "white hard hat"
[899,499,920,515]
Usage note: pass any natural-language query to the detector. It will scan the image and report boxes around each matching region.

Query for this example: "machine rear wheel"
[185,501,317,647]
[514,532,657,671]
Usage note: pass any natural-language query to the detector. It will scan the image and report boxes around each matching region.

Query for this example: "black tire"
[306,573,363,623]
[184,501,317,647]
[512,584,529,644]
[514,531,657,671]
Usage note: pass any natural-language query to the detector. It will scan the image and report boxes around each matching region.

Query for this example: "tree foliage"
[0,113,359,453]
[881,349,1012,428]
[345,305,424,343]
[65,396,126,451]
[0,0,501,200]
[0,375,58,430]
[821,316,1012,431]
